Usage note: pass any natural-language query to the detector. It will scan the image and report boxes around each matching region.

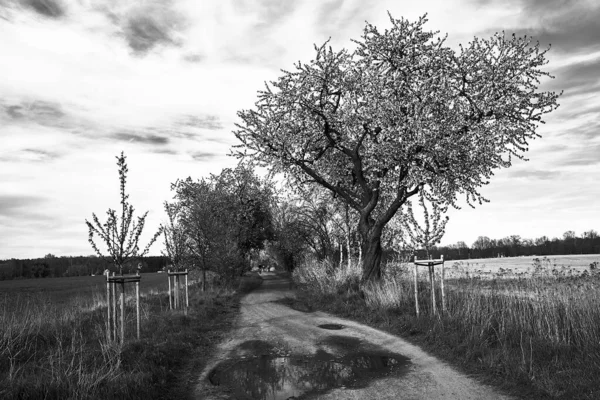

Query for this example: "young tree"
[387,190,449,259]
[234,14,561,281]
[161,201,188,271]
[86,152,162,275]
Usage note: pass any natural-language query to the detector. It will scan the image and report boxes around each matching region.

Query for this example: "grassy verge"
[292,259,600,400]
[0,274,263,399]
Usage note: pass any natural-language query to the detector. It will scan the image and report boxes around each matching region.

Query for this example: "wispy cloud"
[508,169,557,180]
[179,115,222,130]
[20,0,65,19]
[190,150,220,161]
[113,131,170,145]
[2,99,67,127]
[473,0,600,55]
[0,194,56,223]
[557,143,600,167]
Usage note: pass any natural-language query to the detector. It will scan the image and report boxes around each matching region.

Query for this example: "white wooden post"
[413,256,419,317]
[168,270,172,310]
[440,255,446,314]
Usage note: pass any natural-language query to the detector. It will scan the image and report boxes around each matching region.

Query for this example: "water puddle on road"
[318,323,345,330]
[208,351,410,399]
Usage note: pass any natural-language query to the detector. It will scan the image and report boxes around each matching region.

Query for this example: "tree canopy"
[170,165,275,281]
[234,14,561,280]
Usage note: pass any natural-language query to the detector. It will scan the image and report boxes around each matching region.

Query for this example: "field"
[0,272,175,307]
[444,254,600,278]
[293,254,600,399]
[0,271,259,399]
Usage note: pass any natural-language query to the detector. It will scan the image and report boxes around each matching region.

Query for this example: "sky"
[0,0,598,259]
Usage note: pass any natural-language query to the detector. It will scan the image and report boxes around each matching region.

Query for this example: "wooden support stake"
[168,270,172,310]
[106,273,111,341]
[112,273,117,341]
[440,255,446,315]
[136,274,140,340]
[175,274,179,309]
[429,262,437,316]
[120,281,125,343]
[185,269,189,314]
[413,256,419,317]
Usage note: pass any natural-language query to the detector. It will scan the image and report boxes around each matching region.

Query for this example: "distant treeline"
[421,231,600,261]
[0,255,169,281]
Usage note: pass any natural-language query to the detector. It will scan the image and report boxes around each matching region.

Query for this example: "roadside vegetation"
[0,274,262,400]
[292,258,600,399]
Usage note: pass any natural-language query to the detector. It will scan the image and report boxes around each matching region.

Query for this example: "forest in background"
[1,230,598,281]
[0,255,167,281]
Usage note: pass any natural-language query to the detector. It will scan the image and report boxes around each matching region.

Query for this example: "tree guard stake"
[414,255,445,317]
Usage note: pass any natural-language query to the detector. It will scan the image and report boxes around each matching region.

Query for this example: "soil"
[193,272,513,399]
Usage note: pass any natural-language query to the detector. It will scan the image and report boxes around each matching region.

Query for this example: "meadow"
[0,271,262,399]
[0,272,170,307]
[293,254,600,399]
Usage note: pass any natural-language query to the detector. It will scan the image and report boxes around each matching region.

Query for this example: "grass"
[0,272,263,399]
[292,256,600,399]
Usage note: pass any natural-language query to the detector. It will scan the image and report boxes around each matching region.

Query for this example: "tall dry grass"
[293,257,600,398]
[0,275,246,400]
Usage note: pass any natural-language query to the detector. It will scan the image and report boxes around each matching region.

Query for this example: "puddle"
[208,350,410,399]
[318,323,345,330]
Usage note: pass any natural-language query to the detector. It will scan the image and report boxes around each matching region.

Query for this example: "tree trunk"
[361,228,383,281]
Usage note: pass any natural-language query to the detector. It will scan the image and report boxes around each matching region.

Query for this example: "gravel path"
[193,272,512,400]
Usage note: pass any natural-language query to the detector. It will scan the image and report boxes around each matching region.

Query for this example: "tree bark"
[360,215,384,281]
[362,235,383,281]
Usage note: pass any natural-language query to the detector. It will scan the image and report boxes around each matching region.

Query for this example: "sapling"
[86,152,162,275]
[161,201,188,271]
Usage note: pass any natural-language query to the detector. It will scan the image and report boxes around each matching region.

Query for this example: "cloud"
[179,115,223,130]
[182,53,203,63]
[545,56,600,98]
[557,143,600,166]
[124,13,180,54]
[97,1,186,55]
[190,150,219,161]
[473,0,600,55]
[3,100,68,127]
[113,131,170,145]
[0,148,63,163]
[0,194,53,221]
[20,0,64,18]
[508,169,557,180]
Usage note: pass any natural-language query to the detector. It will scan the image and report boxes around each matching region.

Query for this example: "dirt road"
[194,272,512,399]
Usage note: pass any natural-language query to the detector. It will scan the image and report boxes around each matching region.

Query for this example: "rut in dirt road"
[194,272,513,400]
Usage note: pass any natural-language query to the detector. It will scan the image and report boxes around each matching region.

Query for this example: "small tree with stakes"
[389,190,449,316]
[86,152,162,274]
[86,152,162,341]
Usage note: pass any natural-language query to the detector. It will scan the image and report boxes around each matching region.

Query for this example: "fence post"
[413,256,419,317]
